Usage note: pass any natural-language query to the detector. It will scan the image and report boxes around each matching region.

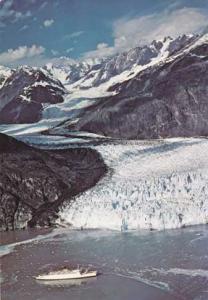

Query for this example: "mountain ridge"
[66,35,208,138]
[0,33,207,139]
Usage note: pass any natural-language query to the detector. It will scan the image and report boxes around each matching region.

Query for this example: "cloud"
[83,7,208,59]
[51,49,59,56]
[19,24,29,31]
[0,45,45,65]
[0,45,74,67]
[97,43,108,50]
[39,1,48,10]
[113,7,208,47]
[66,48,74,53]
[43,19,54,27]
[0,0,32,27]
[84,43,114,59]
[63,31,84,40]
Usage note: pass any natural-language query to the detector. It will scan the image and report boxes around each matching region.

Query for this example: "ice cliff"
[58,138,208,230]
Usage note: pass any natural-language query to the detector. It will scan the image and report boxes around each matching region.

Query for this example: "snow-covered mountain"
[60,32,208,139]
[0,66,66,123]
[0,65,13,89]
[67,34,197,89]
[45,57,102,85]
[45,34,197,89]
[0,33,207,139]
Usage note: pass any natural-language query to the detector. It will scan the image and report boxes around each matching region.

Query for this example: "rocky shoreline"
[0,133,107,231]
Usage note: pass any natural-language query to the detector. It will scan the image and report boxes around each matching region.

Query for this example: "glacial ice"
[58,138,208,230]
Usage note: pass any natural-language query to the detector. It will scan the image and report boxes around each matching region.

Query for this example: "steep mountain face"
[0,34,207,140]
[0,66,12,89]
[45,57,103,85]
[0,67,66,124]
[82,34,197,88]
[45,35,197,90]
[0,133,107,230]
[63,35,197,89]
[65,35,208,139]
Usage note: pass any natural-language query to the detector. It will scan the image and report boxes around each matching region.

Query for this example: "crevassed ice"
[58,138,208,230]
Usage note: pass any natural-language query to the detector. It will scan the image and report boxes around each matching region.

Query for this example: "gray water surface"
[1,226,208,300]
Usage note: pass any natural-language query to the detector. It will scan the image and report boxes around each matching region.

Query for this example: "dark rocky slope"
[0,133,107,230]
[67,43,208,139]
[0,67,66,124]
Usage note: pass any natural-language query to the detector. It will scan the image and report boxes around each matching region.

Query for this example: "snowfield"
[58,138,208,230]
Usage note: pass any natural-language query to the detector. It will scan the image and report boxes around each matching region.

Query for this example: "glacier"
[58,138,208,230]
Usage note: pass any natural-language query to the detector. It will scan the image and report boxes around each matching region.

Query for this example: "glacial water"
[1,225,208,300]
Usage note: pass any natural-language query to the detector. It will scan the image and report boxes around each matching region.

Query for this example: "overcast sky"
[0,0,207,66]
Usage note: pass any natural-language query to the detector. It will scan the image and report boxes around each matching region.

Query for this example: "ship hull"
[35,271,97,280]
